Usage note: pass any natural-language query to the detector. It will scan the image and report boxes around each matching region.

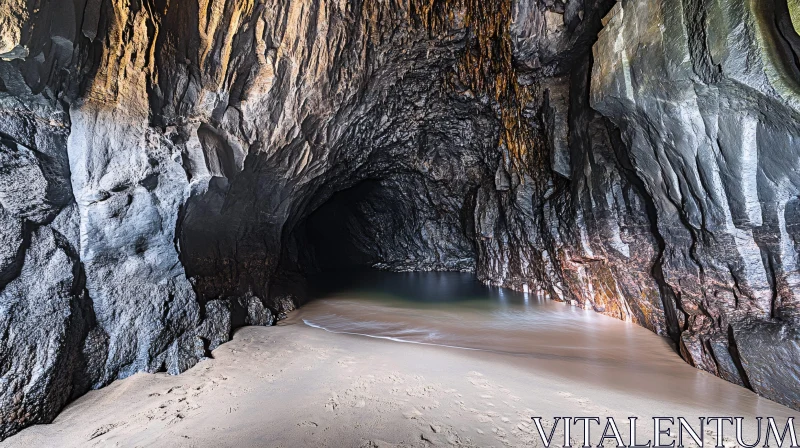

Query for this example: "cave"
[2,0,800,443]
[290,169,482,275]
[294,179,455,274]
[300,180,384,272]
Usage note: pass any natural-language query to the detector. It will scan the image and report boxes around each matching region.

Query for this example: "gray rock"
[0,137,50,220]
[198,300,232,352]
[275,294,298,315]
[197,295,273,353]
[242,296,274,328]
[0,119,72,224]
[67,102,203,385]
[0,211,87,440]
[733,321,800,410]
[0,206,23,279]
[591,0,800,404]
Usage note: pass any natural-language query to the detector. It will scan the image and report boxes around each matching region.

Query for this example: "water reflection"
[302,270,660,367]
[309,271,505,304]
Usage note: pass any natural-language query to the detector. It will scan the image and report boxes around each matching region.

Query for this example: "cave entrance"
[286,172,479,282]
[300,179,382,273]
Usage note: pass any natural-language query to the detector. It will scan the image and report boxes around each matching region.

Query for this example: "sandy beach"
[3,311,795,448]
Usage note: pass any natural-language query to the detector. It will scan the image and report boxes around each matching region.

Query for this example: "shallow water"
[292,270,792,415]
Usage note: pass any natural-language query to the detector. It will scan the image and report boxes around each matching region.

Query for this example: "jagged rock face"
[0,0,799,439]
[591,0,800,408]
[0,0,499,438]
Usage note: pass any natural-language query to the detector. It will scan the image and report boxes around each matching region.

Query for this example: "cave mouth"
[300,179,385,273]
[289,176,511,305]
[288,171,481,285]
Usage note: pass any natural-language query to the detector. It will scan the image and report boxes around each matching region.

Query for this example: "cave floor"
[2,312,794,447]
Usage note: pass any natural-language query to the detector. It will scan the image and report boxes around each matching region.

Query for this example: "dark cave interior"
[298,180,385,272]
[286,170,481,277]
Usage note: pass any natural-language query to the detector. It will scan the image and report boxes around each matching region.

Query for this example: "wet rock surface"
[0,0,799,439]
[591,0,800,402]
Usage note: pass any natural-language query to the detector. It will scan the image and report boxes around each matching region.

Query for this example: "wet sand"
[2,272,796,447]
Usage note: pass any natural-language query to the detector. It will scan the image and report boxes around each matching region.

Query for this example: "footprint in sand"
[166,386,185,395]
[519,408,537,418]
[326,393,341,411]
[466,372,493,390]
[88,423,120,441]
[168,412,185,425]
[337,356,357,367]
[385,373,405,384]
[403,407,423,419]
[360,440,402,448]
[405,384,439,398]
[477,414,493,423]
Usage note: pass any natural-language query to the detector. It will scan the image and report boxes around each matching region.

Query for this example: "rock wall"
[0,0,799,439]
[591,0,800,409]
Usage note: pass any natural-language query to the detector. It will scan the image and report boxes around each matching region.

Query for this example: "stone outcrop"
[590,0,800,408]
[0,0,799,439]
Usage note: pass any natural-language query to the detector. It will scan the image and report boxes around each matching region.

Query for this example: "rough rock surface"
[0,0,799,439]
[591,0,800,408]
